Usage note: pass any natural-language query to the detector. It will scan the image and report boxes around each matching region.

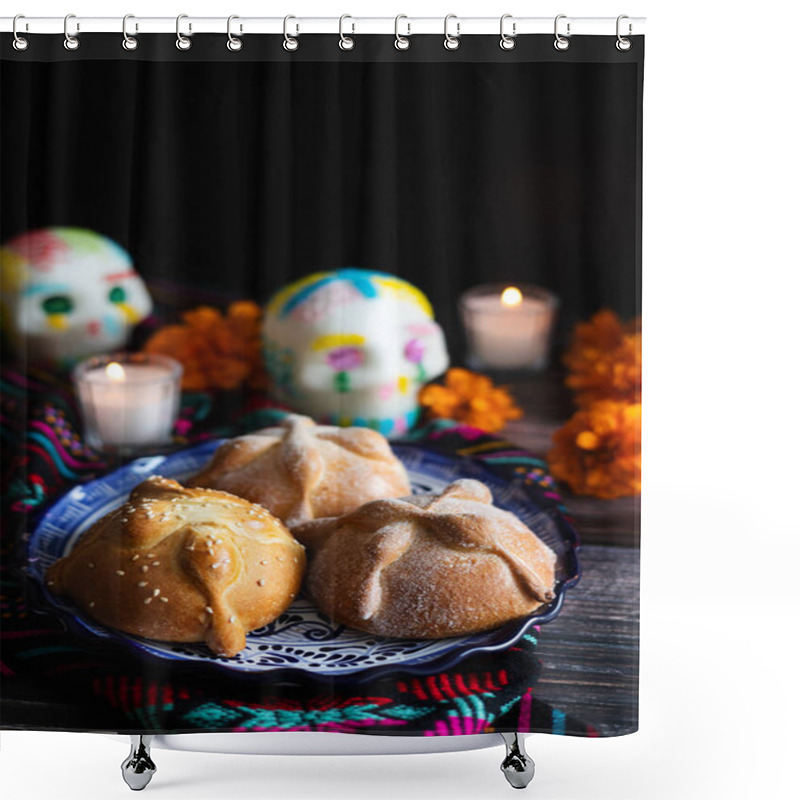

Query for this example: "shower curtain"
[1,26,643,739]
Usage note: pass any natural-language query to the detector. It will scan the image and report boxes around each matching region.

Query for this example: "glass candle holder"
[73,353,183,453]
[460,284,559,372]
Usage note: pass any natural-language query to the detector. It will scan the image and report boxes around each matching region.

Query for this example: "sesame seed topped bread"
[293,479,557,639]
[187,414,412,528]
[45,475,305,657]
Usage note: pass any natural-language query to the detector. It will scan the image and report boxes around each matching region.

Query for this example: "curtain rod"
[1,16,646,37]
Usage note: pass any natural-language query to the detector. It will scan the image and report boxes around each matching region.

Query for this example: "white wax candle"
[461,285,558,370]
[75,356,182,450]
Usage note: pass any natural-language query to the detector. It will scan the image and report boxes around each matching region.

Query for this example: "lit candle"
[73,354,182,451]
[460,284,558,371]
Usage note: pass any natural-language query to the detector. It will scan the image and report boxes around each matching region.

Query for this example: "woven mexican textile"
[1,366,592,736]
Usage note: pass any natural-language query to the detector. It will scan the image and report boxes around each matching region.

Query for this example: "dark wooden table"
[2,369,638,735]
[504,373,640,736]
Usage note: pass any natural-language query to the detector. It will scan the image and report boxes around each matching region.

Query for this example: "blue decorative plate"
[28,441,579,680]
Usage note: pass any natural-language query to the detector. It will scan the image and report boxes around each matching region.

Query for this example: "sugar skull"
[0,228,153,364]
[264,268,449,437]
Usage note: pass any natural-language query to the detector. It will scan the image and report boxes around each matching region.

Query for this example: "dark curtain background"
[1,34,643,355]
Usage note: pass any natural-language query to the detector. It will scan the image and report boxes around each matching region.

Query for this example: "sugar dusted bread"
[188,414,411,527]
[294,479,557,639]
[46,476,305,657]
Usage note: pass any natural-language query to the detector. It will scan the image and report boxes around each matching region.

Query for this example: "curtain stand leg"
[500,732,535,789]
[121,735,157,791]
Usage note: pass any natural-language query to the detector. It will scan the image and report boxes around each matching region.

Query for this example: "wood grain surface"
[504,372,640,735]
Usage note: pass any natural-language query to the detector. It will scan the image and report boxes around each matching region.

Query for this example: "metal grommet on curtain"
[394,15,411,51]
[339,15,355,51]
[227,15,243,51]
[553,14,570,51]
[283,15,299,51]
[12,14,29,51]
[122,15,138,51]
[499,14,516,50]
[616,15,632,51]
[176,14,192,50]
[63,14,80,51]
[443,14,460,51]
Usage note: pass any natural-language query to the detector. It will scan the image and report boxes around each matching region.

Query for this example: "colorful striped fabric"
[0,366,593,737]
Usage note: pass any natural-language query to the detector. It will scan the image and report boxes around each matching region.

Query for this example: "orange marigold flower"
[183,306,223,331]
[144,301,269,392]
[564,310,641,407]
[228,300,261,321]
[418,367,523,433]
[547,400,641,499]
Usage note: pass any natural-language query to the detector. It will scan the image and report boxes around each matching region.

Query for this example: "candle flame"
[501,286,523,307]
[106,362,126,381]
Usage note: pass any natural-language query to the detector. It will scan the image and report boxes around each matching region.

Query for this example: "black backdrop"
[1,34,643,355]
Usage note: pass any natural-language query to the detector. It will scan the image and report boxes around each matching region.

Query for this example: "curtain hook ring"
[12,14,29,51]
[394,14,411,50]
[63,13,80,51]
[339,14,355,51]
[500,14,516,50]
[444,14,460,51]
[227,15,243,51]
[554,14,570,51]
[122,14,138,51]
[616,15,632,51]
[176,14,192,50]
[283,15,299,51]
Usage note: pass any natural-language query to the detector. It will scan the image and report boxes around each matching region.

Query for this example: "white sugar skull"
[264,268,449,437]
[0,228,153,364]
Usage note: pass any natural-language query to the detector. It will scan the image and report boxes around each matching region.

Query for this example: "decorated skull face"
[264,268,449,437]
[0,228,153,364]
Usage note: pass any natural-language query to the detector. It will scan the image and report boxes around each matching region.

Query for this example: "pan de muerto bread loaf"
[46,476,305,657]
[293,479,557,639]
[188,414,411,527]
